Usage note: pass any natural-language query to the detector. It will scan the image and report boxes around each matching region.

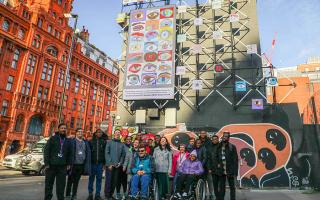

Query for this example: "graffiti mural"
[216,123,292,188]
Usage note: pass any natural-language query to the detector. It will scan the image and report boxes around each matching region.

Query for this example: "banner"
[123,0,161,6]
[124,5,176,100]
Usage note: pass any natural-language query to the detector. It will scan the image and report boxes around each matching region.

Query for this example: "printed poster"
[252,99,264,110]
[235,81,247,92]
[124,5,176,100]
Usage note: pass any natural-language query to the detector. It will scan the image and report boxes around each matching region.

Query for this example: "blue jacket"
[70,138,91,175]
[131,155,154,175]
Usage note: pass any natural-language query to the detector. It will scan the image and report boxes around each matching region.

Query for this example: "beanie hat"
[190,150,197,157]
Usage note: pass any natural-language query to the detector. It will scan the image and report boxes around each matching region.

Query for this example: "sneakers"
[182,192,188,197]
[87,194,93,200]
[173,192,182,199]
[65,196,71,200]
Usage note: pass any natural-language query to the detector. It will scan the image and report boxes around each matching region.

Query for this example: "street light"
[58,13,79,124]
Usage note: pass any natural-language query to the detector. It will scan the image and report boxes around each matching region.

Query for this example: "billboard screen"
[123,5,176,100]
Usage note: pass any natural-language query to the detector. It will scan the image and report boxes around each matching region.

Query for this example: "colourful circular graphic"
[142,74,156,85]
[133,11,145,21]
[145,30,158,41]
[132,24,144,32]
[128,63,142,73]
[143,63,157,72]
[160,30,171,40]
[127,74,140,85]
[147,11,159,20]
[161,8,173,18]
[158,72,171,84]
[144,52,158,62]
[158,51,172,61]
[159,63,171,71]
[160,19,173,28]
[145,42,158,52]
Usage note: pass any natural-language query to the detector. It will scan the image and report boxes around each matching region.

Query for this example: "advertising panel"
[123,5,176,100]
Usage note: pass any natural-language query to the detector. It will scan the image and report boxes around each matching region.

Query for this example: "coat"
[105,139,126,167]
[153,146,172,173]
[131,155,154,175]
[195,146,207,168]
[89,136,106,164]
[44,133,72,166]
[178,159,204,175]
[216,142,239,176]
[171,152,189,176]
[123,147,138,174]
[207,143,219,174]
[70,138,91,175]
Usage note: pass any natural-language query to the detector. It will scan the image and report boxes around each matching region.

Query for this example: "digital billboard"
[123,5,176,100]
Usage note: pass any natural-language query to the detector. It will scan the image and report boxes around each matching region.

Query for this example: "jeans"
[44,165,67,200]
[206,173,214,196]
[104,167,111,197]
[88,163,103,196]
[130,174,151,197]
[66,164,84,197]
[108,166,122,198]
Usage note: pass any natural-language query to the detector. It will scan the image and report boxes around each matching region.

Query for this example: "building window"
[57,68,65,86]
[47,64,53,81]
[93,85,97,100]
[6,76,14,91]
[37,86,43,99]
[66,74,70,89]
[81,79,88,96]
[2,20,9,31]
[55,91,62,104]
[107,91,112,106]
[98,88,103,102]
[57,0,62,5]
[96,106,102,117]
[79,100,85,112]
[63,95,68,107]
[47,46,58,57]
[37,18,43,28]
[1,100,9,116]
[18,29,25,40]
[43,88,48,100]
[65,35,70,45]
[55,30,61,39]
[26,54,37,74]
[14,114,24,132]
[27,115,44,136]
[47,25,52,33]
[89,121,93,132]
[11,49,20,69]
[32,35,41,48]
[91,105,95,115]
[70,117,75,128]
[75,77,80,93]
[21,80,31,95]
[72,98,77,110]
[41,63,48,80]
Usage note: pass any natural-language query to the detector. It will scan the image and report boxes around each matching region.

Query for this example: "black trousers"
[108,167,122,197]
[217,175,236,200]
[212,174,220,199]
[44,165,67,200]
[66,164,84,197]
[120,169,128,193]
[176,174,197,194]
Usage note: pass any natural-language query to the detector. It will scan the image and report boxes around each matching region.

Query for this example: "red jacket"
[171,152,189,176]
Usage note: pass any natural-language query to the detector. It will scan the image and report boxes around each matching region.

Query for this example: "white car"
[2,149,29,169]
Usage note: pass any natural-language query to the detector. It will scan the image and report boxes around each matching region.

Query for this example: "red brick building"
[0,0,119,159]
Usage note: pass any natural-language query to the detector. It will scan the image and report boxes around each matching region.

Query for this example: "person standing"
[105,130,126,200]
[154,135,161,148]
[44,123,72,200]
[120,136,132,199]
[123,139,139,199]
[194,139,207,167]
[87,129,106,200]
[216,132,238,200]
[171,144,189,192]
[207,135,220,200]
[65,128,91,200]
[186,137,195,153]
[153,137,172,200]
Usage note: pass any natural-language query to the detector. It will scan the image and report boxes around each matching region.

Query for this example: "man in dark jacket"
[207,135,220,200]
[44,123,72,200]
[66,128,91,200]
[105,130,126,200]
[216,132,238,200]
[87,129,106,200]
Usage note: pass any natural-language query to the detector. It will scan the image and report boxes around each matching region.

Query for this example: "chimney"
[79,26,90,43]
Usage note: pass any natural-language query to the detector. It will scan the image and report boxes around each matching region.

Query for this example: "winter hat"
[190,150,197,157]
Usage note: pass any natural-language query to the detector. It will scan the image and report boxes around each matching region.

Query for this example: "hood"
[190,150,197,157]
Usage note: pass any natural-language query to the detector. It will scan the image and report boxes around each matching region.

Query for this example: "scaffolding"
[115,0,296,116]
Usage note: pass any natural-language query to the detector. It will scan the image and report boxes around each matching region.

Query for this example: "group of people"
[43,123,239,200]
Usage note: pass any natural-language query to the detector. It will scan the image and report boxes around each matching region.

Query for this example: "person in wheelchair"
[130,145,154,200]
[173,150,204,199]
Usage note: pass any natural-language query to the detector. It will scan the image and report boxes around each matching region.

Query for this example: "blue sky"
[73,0,320,67]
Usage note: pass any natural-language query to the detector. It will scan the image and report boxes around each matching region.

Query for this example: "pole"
[58,16,78,124]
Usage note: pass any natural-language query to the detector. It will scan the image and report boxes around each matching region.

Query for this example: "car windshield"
[32,143,46,153]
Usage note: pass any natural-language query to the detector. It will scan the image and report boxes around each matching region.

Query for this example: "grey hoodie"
[105,139,126,167]
[153,146,172,173]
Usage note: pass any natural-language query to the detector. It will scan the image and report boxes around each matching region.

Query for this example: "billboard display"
[123,5,176,100]
[123,0,160,5]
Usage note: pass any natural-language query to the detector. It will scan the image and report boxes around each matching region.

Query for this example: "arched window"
[14,114,24,132]
[27,115,44,136]
[46,46,58,57]
[49,121,57,136]
[32,34,41,48]
[11,49,20,69]
[2,19,9,31]
[65,34,70,45]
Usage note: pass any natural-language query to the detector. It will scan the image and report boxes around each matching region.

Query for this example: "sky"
[72,0,320,67]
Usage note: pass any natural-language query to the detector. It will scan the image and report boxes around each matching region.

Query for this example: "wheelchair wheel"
[151,178,159,200]
[195,179,206,200]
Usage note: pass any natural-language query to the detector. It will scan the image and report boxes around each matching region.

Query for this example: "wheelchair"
[129,175,159,200]
[169,177,206,200]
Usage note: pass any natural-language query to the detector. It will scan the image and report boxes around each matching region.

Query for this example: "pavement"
[0,166,320,200]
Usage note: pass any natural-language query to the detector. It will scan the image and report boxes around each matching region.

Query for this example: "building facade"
[0,0,119,159]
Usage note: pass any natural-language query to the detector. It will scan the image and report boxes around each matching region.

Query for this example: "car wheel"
[39,167,45,176]
[22,171,30,175]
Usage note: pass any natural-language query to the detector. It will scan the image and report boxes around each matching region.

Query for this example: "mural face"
[216,123,292,188]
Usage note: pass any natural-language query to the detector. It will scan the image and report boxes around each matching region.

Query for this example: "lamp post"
[58,13,78,124]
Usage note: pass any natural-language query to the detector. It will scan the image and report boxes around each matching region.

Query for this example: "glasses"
[139,150,145,152]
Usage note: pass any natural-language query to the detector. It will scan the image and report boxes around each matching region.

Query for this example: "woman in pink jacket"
[171,144,189,192]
